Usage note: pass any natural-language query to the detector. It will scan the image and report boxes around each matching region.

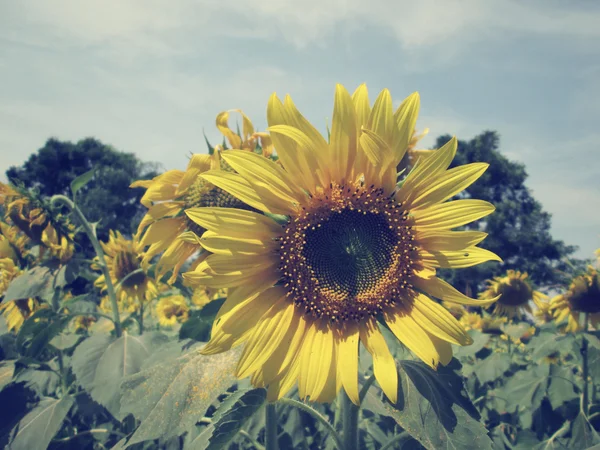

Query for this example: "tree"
[6,138,160,240]
[434,131,579,294]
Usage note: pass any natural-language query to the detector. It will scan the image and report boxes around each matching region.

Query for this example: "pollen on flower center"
[496,280,533,306]
[278,183,416,323]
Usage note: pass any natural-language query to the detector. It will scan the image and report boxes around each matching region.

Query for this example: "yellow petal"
[183,253,276,288]
[261,311,306,383]
[419,246,502,269]
[200,230,276,256]
[201,170,294,215]
[221,150,304,205]
[409,162,489,210]
[236,296,295,378]
[267,354,301,402]
[429,334,453,366]
[413,275,499,307]
[412,199,495,230]
[299,322,334,401]
[267,93,329,191]
[360,319,397,403]
[393,92,420,163]
[367,89,395,155]
[352,84,371,130]
[185,207,282,239]
[411,293,473,346]
[385,307,440,368]
[337,325,360,405]
[417,230,488,251]
[397,137,456,204]
[330,84,358,183]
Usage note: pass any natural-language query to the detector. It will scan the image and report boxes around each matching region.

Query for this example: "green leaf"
[71,331,168,418]
[119,346,241,448]
[0,361,15,391]
[361,359,492,450]
[528,332,577,360]
[3,266,55,302]
[570,412,600,448]
[53,260,80,289]
[584,333,600,350]
[16,309,70,358]
[179,316,212,342]
[503,323,531,340]
[502,365,550,414]
[188,388,267,450]
[473,352,512,384]
[7,395,74,450]
[454,330,490,360]
[49,333,82,351]
[547,365,578,410]
[70,168,95,197]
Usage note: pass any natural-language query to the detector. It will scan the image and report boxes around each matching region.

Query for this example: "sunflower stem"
[265,402,278,450]
[582,312,590,416]
[341,389,359,450]
[51,195,122,337]
[138,296,144,334]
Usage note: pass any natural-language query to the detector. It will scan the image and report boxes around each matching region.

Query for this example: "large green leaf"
[473,352,512,384]
[71,331,168,418]
[501,365,550,415]
[180,299,226,342]
[16,309,70,358]
[546,365,578,410]
[570,412,600,449]
[0,361,15,391]
[187,388,267,450]
[2,266,55,302]
[454,330,490,360]
[119,346,241,448]
[361,359,492,450]
[7,395,74,450]
[528,332,577,360]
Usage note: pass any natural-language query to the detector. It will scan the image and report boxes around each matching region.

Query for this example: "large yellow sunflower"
[131,111,272,283]
[182,84,501,404]
[480,270,547,318]
[93,230,158,305]
[549,266,600,333]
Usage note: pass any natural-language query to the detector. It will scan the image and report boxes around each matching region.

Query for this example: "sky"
[1,0,599,258]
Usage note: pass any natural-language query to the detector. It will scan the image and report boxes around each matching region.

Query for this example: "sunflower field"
[1,85,600,450]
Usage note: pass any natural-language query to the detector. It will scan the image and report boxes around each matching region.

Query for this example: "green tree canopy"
[434,131,578,294]
[6,137,160,239]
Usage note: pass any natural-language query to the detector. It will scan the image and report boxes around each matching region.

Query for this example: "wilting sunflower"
[131,110,273,283]
[549,266,600,332]
[534,300,554,325]
[0,222,28,264]
[183,84,501,404]
[0,183,74,262]
[481,270,546,319]
[155,294,190,326]
[93,230,158,305]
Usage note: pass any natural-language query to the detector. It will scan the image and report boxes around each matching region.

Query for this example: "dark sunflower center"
[279,183,416,324]
[497,280,533,306]
[568,276,600,313]
[114,250,146,287]
[303,210,396,297]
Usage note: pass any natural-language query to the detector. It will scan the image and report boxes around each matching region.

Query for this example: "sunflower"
[481,270,546,319]
[0,222,28,264]
[0,183,74,262]
[459,311,485,332]
[155,294,190,326]
[131,110,272,284]
[534,300,554,325]
[182,84,501,404]
[93,230,158,305]
[0,258,43,331]
[549,266,600,332]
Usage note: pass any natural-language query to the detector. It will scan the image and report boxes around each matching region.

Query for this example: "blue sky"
[1,0,599,258]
